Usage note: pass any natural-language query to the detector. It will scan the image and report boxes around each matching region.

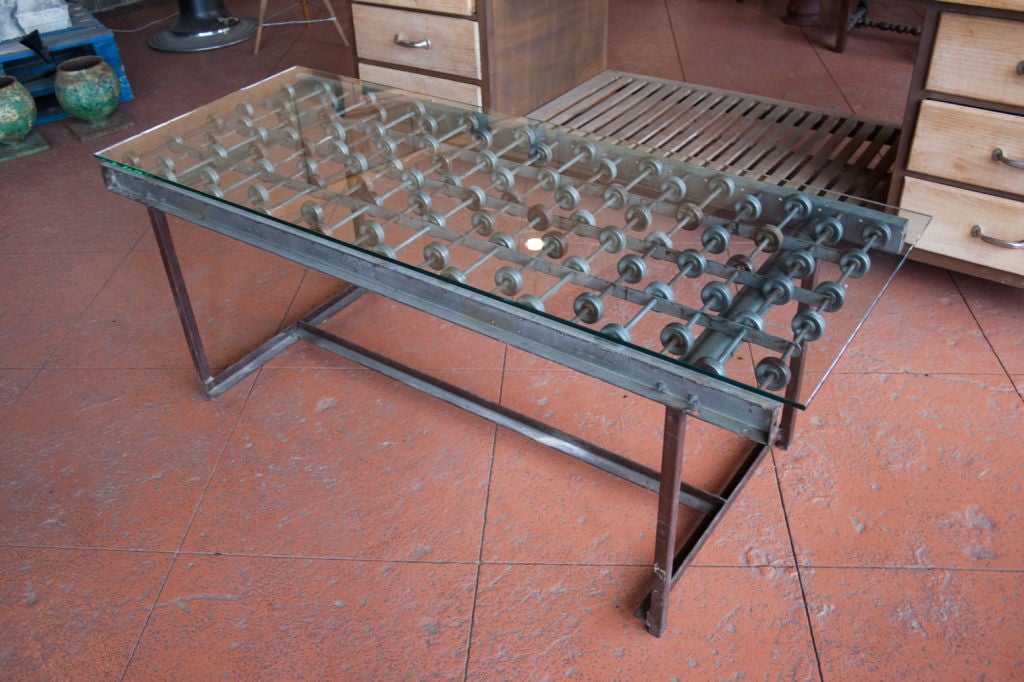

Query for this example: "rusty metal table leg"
[148,204,786,638]
[640,408,774,636]
[149,206,365,397]
[150,206,214,389]
[646,406,688,636]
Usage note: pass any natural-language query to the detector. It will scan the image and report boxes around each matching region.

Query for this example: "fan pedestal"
[149,0,256,52]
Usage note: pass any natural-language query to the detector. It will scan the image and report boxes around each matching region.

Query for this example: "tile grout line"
[768,446,826,681]
[802,28,859,118]
[664,0,688,82]
[8,226,151,417]
[948,272,1023,404]
[5,542,1020,573]
[276,267,318,334]
[117,221,318,678]
[461,342,509,682]
[117,368,263,681]
[0,223,151,458]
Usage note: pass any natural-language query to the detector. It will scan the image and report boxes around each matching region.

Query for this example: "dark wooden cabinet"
[351,0,608,116]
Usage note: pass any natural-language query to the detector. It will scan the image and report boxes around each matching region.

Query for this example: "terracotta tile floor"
[2,0,1022,678]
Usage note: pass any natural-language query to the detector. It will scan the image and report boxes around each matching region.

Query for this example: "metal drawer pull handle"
[395,35,430,49]
[991,148,1024,169]
[971,225,1024,249]
[1017,60,1024,75]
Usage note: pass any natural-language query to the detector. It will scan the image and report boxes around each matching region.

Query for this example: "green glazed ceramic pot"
[0,76,37,146]
[54,56,121,123]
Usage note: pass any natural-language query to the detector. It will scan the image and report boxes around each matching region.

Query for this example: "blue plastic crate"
[0,2,134,124]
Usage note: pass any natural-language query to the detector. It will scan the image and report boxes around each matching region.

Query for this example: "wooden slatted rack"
[529,70,900,204]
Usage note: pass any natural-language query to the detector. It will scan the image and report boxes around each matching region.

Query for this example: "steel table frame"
[100,159,802,636]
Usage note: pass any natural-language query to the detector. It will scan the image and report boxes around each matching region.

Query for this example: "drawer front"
[942,0,1024,10]
[358,0,475,16]
[358,63,482,107]
[908,100,1024,196]
[927,13,1024,108]
[901,177,1024,276]
[353,4,481,80]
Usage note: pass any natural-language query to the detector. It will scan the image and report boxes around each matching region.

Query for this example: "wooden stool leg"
[253,0,349,55]
[254,0,269,54]
[836,0,854,52]
[322,0,350,46]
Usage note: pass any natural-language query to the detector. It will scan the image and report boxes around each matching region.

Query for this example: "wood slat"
[529,71,900,203]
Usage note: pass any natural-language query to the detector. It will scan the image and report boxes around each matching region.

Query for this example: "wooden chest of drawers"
[350,0,608,116]
[890,0,1024,287]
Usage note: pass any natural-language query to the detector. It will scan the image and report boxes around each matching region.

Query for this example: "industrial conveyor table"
[96,67,927,636]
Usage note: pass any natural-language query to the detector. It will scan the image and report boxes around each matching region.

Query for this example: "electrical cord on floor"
[259,17,337,26]
[108,2,306,33]
[109,11,178,32]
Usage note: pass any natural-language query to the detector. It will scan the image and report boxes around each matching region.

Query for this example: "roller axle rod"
[110,80,913,404]
[669,175,736,235]
[600,281,674,343]
[752,222,889,389]
[686,249,794,373]
[516,224,628,312]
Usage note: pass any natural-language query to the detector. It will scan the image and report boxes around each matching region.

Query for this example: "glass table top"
[96,67,929,409]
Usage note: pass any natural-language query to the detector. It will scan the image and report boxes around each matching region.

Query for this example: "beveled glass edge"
[96,68,933,411]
